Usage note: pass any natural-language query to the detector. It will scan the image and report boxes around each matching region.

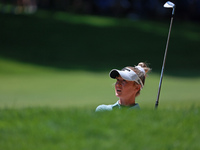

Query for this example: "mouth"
[115,88,122,97]
[116,89,122,93]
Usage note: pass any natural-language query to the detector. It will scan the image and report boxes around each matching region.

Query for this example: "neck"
[119,98,135,106]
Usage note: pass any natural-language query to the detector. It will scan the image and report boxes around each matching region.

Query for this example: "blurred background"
[0,0,200,108]
[0,0,199,73]
[0,0,200,72]
[0,0,200,20]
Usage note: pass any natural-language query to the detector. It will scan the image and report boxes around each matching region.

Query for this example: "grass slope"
[0,108,200,150]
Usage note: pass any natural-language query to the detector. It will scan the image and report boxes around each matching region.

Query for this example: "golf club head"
[164,1,175,15]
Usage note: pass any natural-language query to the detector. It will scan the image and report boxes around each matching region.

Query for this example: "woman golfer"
[96,62,151,112]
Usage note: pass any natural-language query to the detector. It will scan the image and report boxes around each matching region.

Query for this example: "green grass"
[1,58,200,109]
[0,108,200,150]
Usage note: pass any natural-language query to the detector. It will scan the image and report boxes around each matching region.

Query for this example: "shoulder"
[95,101,119,112]
[95,104,113,112]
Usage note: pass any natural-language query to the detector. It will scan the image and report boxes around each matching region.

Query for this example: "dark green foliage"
[0,11,199,74]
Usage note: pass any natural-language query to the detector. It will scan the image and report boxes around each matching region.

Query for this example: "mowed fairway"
[1,58,200,109]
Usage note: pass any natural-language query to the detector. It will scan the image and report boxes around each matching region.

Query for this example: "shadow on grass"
[0,11,199,77]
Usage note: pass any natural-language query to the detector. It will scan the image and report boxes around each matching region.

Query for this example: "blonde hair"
[125,62,151,96]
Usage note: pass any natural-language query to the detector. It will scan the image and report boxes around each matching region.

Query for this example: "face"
[115,76,139,100]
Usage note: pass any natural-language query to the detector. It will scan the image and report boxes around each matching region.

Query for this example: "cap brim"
[110,69,120,79]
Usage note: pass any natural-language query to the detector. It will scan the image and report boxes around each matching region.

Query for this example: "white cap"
[109,67,144,89]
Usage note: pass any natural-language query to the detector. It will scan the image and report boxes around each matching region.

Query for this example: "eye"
[122,80,127,83]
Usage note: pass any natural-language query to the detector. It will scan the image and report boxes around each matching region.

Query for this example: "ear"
[134,82,141,92]
[136,84,141,92]
[134,84,141,97]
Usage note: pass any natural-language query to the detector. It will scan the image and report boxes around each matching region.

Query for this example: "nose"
[115,81,122,87]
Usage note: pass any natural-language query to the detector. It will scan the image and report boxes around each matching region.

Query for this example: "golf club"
[155,1,175,109]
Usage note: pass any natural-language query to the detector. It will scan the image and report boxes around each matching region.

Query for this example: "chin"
[115,93,121,98]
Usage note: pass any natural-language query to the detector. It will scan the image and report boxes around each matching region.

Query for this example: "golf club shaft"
[155,16,174,109]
